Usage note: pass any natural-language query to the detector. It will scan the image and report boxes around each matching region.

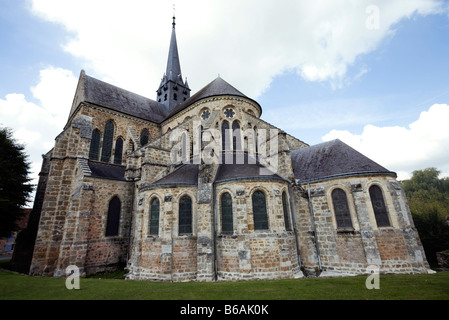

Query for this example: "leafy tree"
[402,168,449,266]
[0,128,34,239]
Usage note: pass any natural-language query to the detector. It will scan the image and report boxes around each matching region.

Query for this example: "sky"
[1,0,449,204]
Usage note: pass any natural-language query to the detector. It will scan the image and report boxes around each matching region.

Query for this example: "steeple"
[157,14,191,112]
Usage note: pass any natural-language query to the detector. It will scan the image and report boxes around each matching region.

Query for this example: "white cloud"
[322,104,449,180]
[29,0,447,98]
[0,67,78,198]
[31,67,77,122]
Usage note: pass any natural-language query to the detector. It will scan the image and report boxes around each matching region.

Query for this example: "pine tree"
[0,128,34,238]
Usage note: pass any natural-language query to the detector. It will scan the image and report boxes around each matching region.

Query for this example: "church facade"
[23,18,430,281]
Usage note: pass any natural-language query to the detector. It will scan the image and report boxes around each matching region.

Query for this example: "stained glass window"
[282,192,292,231]
[201,110,210,120]
[114,138,123,165]
[105,196,121,237]
[232,121,242,151]
[89,129,101,160]
[140,129,149,146]
[222,121,230,151]
[252,191,268,230]
[224,108,235,118]
[101,120,114,163]
[221,192,233,233]
[369,185,390,227]
[331,188,353,229]
[149,198,160,236]
[179,195,192,235]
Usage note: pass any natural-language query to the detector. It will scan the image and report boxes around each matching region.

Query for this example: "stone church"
[14,17,430,281]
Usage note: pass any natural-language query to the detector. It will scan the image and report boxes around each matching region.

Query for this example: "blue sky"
[1,0,449,195]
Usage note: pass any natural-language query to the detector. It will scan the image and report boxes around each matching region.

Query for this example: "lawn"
[1,267,448,301]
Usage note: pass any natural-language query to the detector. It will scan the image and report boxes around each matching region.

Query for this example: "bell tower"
[156,15,191,112]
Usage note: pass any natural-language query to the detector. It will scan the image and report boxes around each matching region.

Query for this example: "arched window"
[222,121,230,151]
[221,192,233,233]
[232,121,242,151]
[89,129,101,160]
[196,125,203,155]
[369,185,390,227]
[114,138,123,165]
[254,126,258,155]
[105,196,121,237]
[149,198,160,236]
[252,191,268,230]
[332,188,353,229]
[101,120,114,163]
[179,195,192,235]
[180,132,189,163]
[282,192,292,231]
[140,129,149,146]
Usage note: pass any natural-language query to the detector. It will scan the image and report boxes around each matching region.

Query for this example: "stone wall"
[294,175,429,275]
[30,118,90,276]
[127,178,301,281]
[30,105,141,277]
[78,103,160,165]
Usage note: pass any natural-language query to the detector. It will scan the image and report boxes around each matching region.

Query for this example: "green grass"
[1,267,448,300]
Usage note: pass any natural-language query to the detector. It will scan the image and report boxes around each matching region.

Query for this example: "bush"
[412,208,449,266]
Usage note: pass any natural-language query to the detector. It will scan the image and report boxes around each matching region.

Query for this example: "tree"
[0,128,33,239]
[402,168,449,266]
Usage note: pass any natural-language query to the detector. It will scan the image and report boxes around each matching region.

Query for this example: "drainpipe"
[288,183,302,269]
[307,182,322,271]
[212,181,218,281]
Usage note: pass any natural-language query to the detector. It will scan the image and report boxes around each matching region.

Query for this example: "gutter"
[297,171,397,184]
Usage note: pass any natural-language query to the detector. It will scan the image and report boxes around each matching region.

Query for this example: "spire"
[156,14,190,112]
[166,16,182,81]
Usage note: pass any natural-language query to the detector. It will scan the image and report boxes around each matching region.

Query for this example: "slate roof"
[88,161,127,181]
[166,77,261,119]
[148,164,199,187]
[75,73,258,125]
[215,154,286,183]
[82,74,169,123]
[143,154,286,190]
[290,139,396,183]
